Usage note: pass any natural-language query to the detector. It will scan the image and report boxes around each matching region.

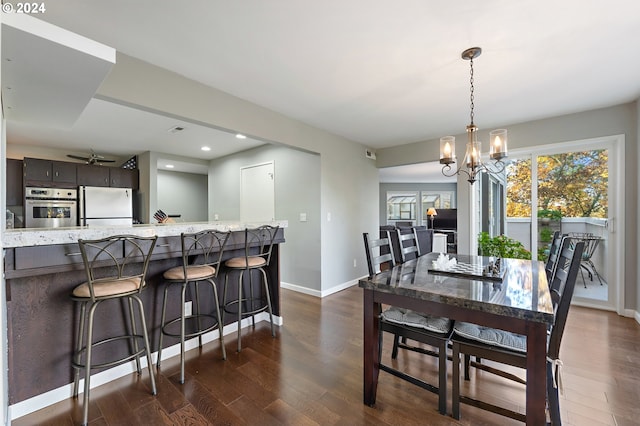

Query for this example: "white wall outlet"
[353,258,357,267]
[299,213,307,222]
[184,300,192,317]
[327,212,332,222]
[214,214,219,221]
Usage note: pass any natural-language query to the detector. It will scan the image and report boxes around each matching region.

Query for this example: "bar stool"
[157,230,230,384]
[222,226,278,352]
[71,235,158,426]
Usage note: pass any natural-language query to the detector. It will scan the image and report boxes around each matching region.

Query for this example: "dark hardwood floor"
[13,286,640,425]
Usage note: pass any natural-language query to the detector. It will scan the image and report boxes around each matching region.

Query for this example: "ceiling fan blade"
[68,153,117,164]
[67,154,90,161]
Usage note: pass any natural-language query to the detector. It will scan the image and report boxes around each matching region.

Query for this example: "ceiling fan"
[67,150,116,165]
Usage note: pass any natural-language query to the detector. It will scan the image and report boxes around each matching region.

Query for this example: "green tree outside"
[506,150,608,218]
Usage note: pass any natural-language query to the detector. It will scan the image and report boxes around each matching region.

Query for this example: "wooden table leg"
[526,321,548,425]
[363,289,380,406]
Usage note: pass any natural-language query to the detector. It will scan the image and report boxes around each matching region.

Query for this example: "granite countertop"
[2,220,288,248]
[359,252,554,324]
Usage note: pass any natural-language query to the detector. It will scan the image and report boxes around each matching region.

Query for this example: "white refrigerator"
[79,186,134,226]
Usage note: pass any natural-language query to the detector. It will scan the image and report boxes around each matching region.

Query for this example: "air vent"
[365,148,376,160]
[168,125,185,133]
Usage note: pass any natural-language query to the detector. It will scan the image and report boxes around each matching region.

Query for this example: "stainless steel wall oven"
[25,187,77,228]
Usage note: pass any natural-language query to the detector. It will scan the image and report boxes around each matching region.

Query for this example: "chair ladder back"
[544,231,563,280]
[397,229,419,263]
[363,232,395,277]
[547,239,584,360]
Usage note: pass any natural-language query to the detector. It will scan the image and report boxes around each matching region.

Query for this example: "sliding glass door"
[505,136,623,309]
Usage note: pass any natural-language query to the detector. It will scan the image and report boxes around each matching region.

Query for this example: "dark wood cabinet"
[24,158,139,190]
[52,161,76,183]
[23,158,52,182]
[76,164,138,188]
[77,164,110,186]
[6,159,23,205]
[23,158,76,186]
[109,167,138,188]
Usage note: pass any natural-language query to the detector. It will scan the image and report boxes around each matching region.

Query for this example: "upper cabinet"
[24,157,139,189]
[109,167,139,188]
[77,164,138,188]
[23,158,77,186]
[77,164,109,186]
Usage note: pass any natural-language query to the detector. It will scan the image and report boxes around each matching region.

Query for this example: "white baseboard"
[8,313,281,421]
[634,310,640,325]
[281,277,365,298]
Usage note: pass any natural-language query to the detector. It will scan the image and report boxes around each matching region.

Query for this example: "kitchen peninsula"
[2,220,286,412]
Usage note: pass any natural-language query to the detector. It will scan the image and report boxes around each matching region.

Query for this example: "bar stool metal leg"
[157,230,230,384]
[132,294,157,395]
[127,297,142,374]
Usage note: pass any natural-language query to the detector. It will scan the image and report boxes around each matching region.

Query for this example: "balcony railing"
[506,217,608,282]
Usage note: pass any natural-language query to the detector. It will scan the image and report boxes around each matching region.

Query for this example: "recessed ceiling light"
[235,133,247,139]
[201,146,211,151]
[165,164,175,169]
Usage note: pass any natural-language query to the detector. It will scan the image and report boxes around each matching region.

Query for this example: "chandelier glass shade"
[440,47,508,184]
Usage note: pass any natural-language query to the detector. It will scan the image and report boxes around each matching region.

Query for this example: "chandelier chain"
[469,57,475,125]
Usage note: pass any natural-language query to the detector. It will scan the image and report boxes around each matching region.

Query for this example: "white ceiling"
[3,0,640,178]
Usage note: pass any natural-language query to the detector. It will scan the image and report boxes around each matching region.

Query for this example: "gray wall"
[637,99,640,315]
[377,103,639,312]
[209,144,321,290]
[97,53,379,293]
[157,169,208,222]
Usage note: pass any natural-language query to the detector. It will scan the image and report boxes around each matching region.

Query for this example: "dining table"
[359,252,554,425]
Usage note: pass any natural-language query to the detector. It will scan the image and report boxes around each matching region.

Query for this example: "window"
[387,190,456,226]
[387,192,417,223]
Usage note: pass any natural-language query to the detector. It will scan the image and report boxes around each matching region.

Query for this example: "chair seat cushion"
[72,278,141,298]
[381,307,452,334]
[453,321,526,353]
[225,257,266,268]
[163,265,216,280]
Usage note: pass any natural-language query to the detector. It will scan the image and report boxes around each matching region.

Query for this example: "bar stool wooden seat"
[157,230,230,384]
[71,235,158,426]
[222,225,278,352]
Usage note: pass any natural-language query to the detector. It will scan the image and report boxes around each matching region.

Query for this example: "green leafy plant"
[537,209,562,220]
[477,232,532,260]
[538,246,550,261]
[539,227,553,242]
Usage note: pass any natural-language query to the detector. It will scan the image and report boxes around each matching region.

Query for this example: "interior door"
[240,162,275,222]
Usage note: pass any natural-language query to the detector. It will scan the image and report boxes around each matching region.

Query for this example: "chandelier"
[440,47,508,184]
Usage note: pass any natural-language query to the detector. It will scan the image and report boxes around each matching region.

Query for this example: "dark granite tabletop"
[359,252,554,324]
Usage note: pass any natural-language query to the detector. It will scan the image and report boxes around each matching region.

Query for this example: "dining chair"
[363,232,453,415]
[396,228,420,262]
[412,226,434,256]
[451,238,584,425]
[544,231,564,281]
[157,229,230,384]
[71,235,158,426]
